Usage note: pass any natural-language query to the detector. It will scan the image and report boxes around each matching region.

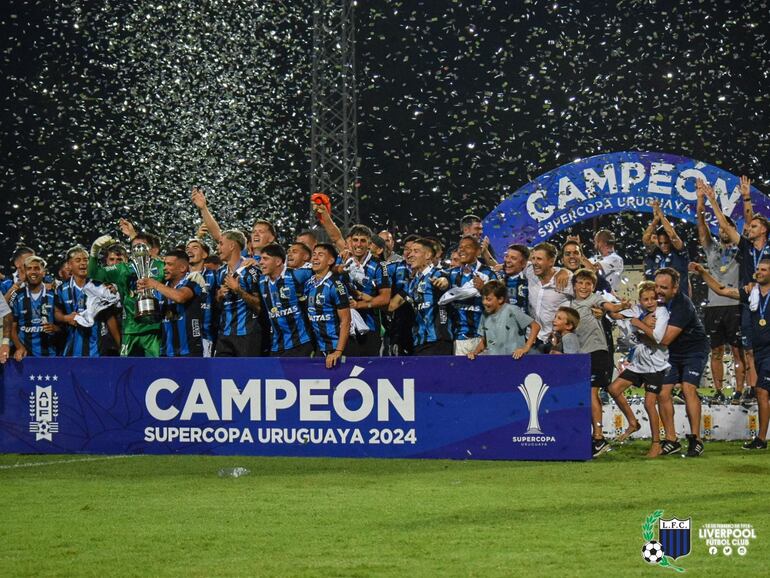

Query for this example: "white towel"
[74,282,120,327]
[349,309,370,336]
[438,281,479,305]
[749,285,760,311]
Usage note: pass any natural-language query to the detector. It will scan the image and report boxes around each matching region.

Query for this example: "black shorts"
[704,305,741,349]
[414,340,452,356]
[346,332,382,357]
[215,333,262,357]
[589,349,613,389]
[276,341,315,358]
[664,354,708,387]
[754,355,770,392]
[619,368,666,394]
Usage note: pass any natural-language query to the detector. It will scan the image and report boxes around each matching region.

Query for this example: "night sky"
[1,0,768,272]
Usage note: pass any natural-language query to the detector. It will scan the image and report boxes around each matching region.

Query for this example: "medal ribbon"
[759,290,770,324]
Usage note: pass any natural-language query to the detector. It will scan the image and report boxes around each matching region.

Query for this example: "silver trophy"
[131,243,160,319]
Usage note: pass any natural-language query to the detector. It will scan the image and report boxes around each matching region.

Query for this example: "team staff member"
[258,243,315,357]
[655,267,709,457]
[215,230,263,357]
[9,256,60,359]
[691,260,770,450]
[55,246,100,357]
[305,243,351,368]
[524,242,572,351]
[138,250,204,357]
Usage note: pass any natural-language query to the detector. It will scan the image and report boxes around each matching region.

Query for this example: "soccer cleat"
[660,440,682,455]
[742,437,768,450]
[685,435,704,457]
[731,391,743,405]
[712,390,726,403]
[672,389,685,404]
[592,438,610,457]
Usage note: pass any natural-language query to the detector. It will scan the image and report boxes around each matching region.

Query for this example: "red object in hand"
[311,192,332,221]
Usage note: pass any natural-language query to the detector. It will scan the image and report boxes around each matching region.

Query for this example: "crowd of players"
[0,178,768,456]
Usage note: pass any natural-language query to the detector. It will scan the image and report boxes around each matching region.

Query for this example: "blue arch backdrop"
[483,151,770,256]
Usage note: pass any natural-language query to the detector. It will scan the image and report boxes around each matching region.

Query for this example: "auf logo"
[641,510,690,572]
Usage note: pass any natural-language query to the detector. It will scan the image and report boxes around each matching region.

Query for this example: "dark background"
[1,0,768,272]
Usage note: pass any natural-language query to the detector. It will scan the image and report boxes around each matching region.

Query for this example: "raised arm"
[642,202,661,248]
[741,176,753,234]
[313,203,346,254]
[695,181,712,249]
[656,202,684,251]
[191,187,222,242]
[701,180,740,245]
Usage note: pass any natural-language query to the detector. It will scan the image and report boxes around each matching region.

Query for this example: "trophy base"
[136,297,160,320]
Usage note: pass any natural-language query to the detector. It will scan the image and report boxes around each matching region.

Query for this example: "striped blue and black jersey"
[216,261,262,337]
[345,253,391,333]
[387,260,412,294]
[444,261,496,340]
[55,279,100,357]
[304,272,350,353]
[258,266,314,353]
[404,266,451,347]
[10,287,58,357]
[0,277,14,295]
[504,272,528,310]
[157,276,204,357]
[195,268,218,342]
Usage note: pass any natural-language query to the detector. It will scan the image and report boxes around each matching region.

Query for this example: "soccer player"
[2,246,35,301]
[390,238,452,355]
[187,238,218,356]
[215,230,263,357]
[54,246,100,357]
[0,292,12,363]
[590,230,624,292]
[501,244,529,309]
[703,178,763,403]
[258,243,315,357]
[88,233,165,357]
[296,229,319,250]
[378,230,403,263]
[654,267,708,457]
[643,200,689,295]
[608,281,671,457]
[9,256,60,359]
[440,235,496,355]
[691,260,769,450]
[287,242,312,269]
[305,243,351,367]
[138,250,204,357]
[468,280,539,359]
[695,183,744,403]
[386,234,418,356]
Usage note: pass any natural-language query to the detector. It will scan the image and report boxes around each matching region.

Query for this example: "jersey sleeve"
[375,262,391,290]
[88,256,126,284]
[243,266,261,293]
[332,277,350,309]
[293,267,313,285]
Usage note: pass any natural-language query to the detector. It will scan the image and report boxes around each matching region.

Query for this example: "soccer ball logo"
[642,540,664,564]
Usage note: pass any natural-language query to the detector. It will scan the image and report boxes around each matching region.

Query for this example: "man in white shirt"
[524,242,573,351]
[590,229,624,292]
[0,292,11,363]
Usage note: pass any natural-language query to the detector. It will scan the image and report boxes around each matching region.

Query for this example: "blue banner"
[483,151,770,256]
[0,356,591,461]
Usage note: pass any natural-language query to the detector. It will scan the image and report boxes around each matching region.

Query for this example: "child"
[607,281,670,458]
[549,306,580,354]
[570,269,631,457]
[468,280,541,360]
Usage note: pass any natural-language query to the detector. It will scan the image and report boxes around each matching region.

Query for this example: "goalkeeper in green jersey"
[88,232,165,357]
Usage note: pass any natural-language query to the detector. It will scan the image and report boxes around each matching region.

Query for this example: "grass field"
[1,442,766,577]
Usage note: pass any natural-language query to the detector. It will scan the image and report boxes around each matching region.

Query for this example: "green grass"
[1,442,767,577]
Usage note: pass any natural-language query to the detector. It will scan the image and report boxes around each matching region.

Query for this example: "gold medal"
[720,265,728,273]
[760,319,767,327]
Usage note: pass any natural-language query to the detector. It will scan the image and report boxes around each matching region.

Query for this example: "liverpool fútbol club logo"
[28,375,60,442]
[641,510,690,572]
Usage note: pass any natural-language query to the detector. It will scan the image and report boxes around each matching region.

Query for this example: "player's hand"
[64,312,78,326]
[591,306,604,319]
[216,286,230,301]
[472,275,485,291]
[191,187,207,209]
[42,323,59,334]
[467,352,476,360]
[0,343,10,364]
[566,234,581,245]
[740,175,752,199]
[105,283,119,294]
[431,277,449,290]
[196,223,209,239]
[223,275,240,292]
[14,345,27,362]
[118,218,136,239]
[554,268,570,291]
[325,350,342,369]
[688,262,705,275]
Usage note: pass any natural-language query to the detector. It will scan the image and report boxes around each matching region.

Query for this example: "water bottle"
[218,467,250,478]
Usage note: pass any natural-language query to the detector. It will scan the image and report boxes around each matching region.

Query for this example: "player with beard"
[643,200,690,295]
[54,246,100,357]
[215,230,263,357]
[9,256,60,359]
[695,182,745,403]
[654,267,708,457]
[2,246,35,302]
[305,243,351,367]
[691,260,770,450]
[703,178,763,404]
[186,239,218,356]
[390,238,452,355]
[501,244,529,310]
[258,243,315,357]
[138,250,204,357]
